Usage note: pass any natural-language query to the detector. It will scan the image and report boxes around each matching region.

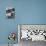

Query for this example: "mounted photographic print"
[18,24,46,42]
[6,7,15,19]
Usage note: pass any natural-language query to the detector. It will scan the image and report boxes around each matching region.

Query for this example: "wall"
[0,0,17,44]
[16,0,46,24]
[0,0,46,44]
